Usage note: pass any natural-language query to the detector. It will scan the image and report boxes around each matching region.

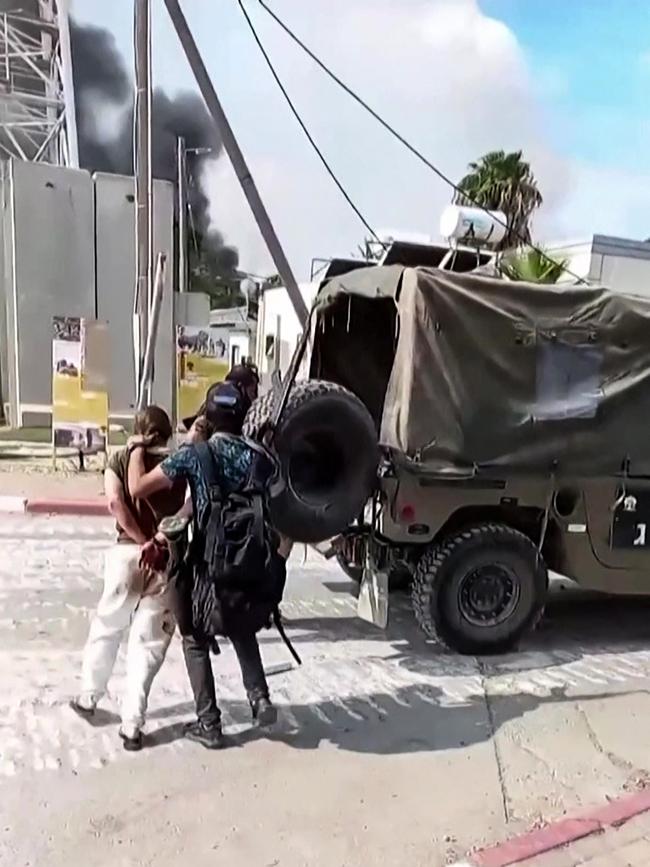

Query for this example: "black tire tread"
[243,380,360,439]
[243,379,378,543]
[411,522,547,654]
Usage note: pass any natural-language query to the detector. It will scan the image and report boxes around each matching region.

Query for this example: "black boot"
[251,696,277,728]
[184,721,226,749]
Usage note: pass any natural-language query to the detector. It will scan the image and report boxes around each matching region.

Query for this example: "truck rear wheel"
[411,523,547,654]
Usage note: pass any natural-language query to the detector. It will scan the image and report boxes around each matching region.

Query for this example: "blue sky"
[482,0,649,169]
[73,0,650,276]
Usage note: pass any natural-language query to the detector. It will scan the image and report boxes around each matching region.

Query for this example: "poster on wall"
[52,316,109,462]
[176,325,230,428]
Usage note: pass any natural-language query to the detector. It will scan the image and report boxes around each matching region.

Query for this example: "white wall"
[592,254,650,298]
[257,282,318,384]
[228,331,250,367]
[547,238,650,295]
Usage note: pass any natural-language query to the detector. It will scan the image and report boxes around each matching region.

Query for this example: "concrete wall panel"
[9,159,95,425]
[94,173,175,418]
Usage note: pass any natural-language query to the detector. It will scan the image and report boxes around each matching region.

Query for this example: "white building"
[209,305,254,369]
[548,234,650,295]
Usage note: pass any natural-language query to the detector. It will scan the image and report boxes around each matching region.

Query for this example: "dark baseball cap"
[182,381,250,431]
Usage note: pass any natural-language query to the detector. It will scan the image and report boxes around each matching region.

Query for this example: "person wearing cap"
[127,381,280,749]
[181,362,259,433]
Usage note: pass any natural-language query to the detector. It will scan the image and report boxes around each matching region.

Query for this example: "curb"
[0,495,108,516]
[453,789,650,866]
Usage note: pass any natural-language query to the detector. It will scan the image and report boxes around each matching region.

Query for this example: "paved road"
[2,515,650,866]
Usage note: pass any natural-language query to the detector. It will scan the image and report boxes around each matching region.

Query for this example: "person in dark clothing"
[129,382,283,749]
[180,361,259,432]
[225,361,260,403]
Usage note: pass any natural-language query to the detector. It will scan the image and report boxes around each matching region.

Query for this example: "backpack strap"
[194,441,222,564]
[195,441,219,490]
[273,608,302,666]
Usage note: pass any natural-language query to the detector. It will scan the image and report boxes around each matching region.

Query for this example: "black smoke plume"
[70,19,239,277]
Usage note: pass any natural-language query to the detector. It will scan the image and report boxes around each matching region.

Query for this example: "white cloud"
[540,162,650,242]
[197,0,646,277]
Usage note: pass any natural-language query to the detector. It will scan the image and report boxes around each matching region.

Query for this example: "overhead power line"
[237,0,380,243]
[252,0,586,284]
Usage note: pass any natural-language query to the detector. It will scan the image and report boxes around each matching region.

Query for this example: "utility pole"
[177,136,187,293]
[163,0,308,327]
[134,0,152,398]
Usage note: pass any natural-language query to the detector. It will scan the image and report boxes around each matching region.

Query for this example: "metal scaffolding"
[0,0,78,166]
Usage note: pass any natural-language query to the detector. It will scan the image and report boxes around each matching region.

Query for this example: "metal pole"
[54,0,79,167]
[134,0,152,392]
[177,136,187,293]
[163,0,308,327]
[138,252,167,410]
[146,5,154,316]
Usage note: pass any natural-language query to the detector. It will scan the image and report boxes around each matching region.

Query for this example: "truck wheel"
[411,523,547,654]
[243,381,379,544]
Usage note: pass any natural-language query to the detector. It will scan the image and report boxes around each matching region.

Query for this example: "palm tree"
[499,248,567,284]
[454,150,543,250]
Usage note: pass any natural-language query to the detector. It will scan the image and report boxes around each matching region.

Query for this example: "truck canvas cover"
[312,265,650,476]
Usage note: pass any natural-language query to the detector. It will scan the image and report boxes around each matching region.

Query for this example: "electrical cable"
[253,0,587,284]
[237,0,381,243]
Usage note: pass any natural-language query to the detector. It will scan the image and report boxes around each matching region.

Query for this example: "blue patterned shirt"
[160,435,253,525]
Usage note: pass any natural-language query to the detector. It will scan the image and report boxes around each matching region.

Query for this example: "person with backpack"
[70,406,186,751]
[127,382,286,750]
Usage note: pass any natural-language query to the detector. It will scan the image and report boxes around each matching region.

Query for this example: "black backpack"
[191,434,300,662]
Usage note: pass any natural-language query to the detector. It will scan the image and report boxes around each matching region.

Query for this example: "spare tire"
[244,380,379,543]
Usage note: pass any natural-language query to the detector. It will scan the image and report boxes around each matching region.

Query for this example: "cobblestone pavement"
[527,811,650,866]
[3,515,650,866]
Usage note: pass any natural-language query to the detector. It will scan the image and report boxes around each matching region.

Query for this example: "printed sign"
[52,316,109,459]
[176,325,229,427]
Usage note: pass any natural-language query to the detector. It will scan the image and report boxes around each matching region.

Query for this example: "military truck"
[245,264,650,655]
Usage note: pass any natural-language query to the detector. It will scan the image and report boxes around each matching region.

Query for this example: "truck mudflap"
[357,559,389,628]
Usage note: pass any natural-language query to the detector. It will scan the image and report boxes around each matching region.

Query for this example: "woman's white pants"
[79,544,175,733]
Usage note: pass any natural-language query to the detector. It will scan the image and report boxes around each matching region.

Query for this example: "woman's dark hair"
[226,362,260,391]
[134,405,173,445]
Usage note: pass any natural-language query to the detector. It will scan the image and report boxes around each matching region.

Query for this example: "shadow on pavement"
[104,586,650,755]
[146,684,647,756]
[282,582,650,678]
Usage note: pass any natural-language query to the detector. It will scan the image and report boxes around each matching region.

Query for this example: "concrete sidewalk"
[0,466,106,512]
[4,498,650,865]
[0,466,104,498]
